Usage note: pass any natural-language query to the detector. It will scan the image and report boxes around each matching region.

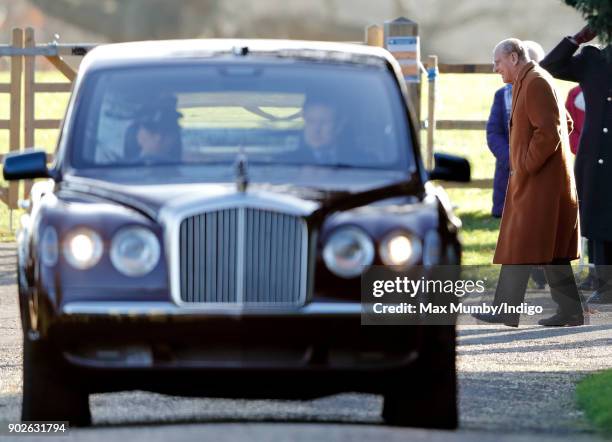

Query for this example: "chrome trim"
[159,189,319,220]
[160,191,317,308]
[236,208,246,304]
[61,301,362,316]
[60,178,158,219]
[323,225,375,278]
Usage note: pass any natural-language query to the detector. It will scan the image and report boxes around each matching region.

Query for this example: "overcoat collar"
[509,61,536,123]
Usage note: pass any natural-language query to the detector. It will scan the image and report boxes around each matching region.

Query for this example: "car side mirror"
[428,153,471,182]
[3,148,50,181]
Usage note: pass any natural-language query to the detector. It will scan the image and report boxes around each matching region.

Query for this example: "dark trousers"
[493,259,584,323]
[592,239,612,294]
[530,266,547,286]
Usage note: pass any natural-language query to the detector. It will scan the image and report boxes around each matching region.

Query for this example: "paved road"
[0,243,611,441]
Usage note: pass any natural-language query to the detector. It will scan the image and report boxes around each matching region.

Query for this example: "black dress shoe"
[472,312,518,328]
[538,313,584,327]
[587,291,612,305]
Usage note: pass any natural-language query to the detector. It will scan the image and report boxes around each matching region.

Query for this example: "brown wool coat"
[493,61,580,264]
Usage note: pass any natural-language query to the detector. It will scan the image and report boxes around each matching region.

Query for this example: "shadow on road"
[458,324,612,346]
[459,337,611,356]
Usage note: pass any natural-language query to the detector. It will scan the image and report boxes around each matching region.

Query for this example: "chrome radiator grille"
[179,208,307,304]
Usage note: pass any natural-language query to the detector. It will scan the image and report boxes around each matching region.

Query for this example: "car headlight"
[323,226,374,278]
[379,230,422,269]
[110,226,160,277]
[63,227,103,270]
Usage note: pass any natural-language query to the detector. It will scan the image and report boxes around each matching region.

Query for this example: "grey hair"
[495,38,530,62]
[523,40,545,62]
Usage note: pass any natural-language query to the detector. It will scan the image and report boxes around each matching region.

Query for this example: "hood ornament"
[235,147,249,193]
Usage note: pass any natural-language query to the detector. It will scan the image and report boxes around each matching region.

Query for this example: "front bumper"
[61,300,363,317]
[42,301,424,397]
[49,301,422,370]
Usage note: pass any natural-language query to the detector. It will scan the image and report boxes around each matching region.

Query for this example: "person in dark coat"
[565,85,598,290]
[541,26,612,305]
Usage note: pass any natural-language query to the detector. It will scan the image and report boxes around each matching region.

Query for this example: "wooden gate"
[0,27,95,212]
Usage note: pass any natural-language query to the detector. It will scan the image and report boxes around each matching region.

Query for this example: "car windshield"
[69,61,414,171]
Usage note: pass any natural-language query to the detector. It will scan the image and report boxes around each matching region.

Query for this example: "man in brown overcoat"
[474,38,585,327]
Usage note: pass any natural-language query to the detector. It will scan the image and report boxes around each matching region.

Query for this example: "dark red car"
[4,39,469,428]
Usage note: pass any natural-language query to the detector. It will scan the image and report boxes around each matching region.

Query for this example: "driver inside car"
[303,99,340,162]
[298,96,383,167]
[296,96,351,165]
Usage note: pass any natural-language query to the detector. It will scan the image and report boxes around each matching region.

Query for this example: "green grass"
[0,71,579,262]
[576,370,612,435]
[445,188,500,265]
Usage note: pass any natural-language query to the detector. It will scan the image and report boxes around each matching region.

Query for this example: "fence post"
[8,28,24,210]
[426,55,438,170]
[365,25,383,47]
[23,27,35,201]
[383,17,421,124]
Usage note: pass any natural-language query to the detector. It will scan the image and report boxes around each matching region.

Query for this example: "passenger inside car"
[124,96,183,163]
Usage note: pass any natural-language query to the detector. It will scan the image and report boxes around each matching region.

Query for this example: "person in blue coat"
[486,84,512,218]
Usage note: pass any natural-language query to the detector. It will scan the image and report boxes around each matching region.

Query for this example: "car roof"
[79,39,395,72]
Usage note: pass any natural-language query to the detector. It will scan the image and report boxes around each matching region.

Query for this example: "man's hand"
[572,25,597,44]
